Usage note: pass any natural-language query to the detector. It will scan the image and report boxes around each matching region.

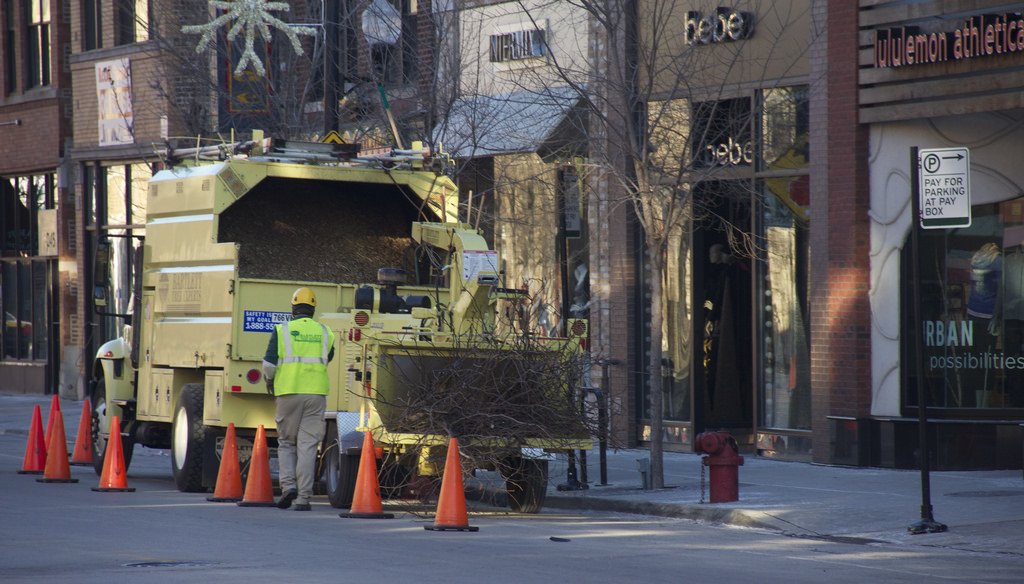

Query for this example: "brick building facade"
[808,0,873,463]
[0,0,73,396]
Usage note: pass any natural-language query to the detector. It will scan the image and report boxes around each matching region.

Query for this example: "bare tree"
[491,0,813,488]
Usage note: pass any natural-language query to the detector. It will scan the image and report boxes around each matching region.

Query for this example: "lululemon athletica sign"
[874,12,1024,68]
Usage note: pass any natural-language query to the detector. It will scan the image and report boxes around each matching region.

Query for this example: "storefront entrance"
[693,183,754,441]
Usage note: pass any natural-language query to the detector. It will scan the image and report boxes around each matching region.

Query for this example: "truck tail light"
[246,368,261,384]
[349,328,361,341]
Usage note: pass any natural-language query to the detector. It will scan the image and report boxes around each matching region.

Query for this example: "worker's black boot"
[276,489,297,509]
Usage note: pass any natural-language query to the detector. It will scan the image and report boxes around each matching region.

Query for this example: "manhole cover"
[124,561,219,569]
[945,490,1024,498]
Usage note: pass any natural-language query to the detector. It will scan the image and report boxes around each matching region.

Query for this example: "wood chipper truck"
[90,136,590,513]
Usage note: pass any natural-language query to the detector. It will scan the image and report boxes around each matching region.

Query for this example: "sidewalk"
[4,393,1022,555]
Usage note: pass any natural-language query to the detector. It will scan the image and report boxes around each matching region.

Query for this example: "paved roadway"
[3,430,1023,583]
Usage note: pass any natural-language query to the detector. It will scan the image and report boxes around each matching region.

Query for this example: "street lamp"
[361,0,405,149]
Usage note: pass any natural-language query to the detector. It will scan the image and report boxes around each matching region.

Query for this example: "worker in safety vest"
[262,287,335,510]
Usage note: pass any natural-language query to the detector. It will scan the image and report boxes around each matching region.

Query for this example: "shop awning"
[433,86,587,160]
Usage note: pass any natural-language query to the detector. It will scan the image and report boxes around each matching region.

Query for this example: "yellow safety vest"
[274,317,334,395]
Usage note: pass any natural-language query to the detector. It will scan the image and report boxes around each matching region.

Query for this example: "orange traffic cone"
[70,399,94,466]
[92,415,135,492]
[424,437,478,532]
[37,411,78,483]
[339,431,394,519]
[17,404,47,474]
[44,395,61,451]
[237,425,275,507]
[207,423,243,502]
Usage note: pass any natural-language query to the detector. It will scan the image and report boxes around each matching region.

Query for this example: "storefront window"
[99,164,149,321]
[757,179,810,429]
[692,97,753,169]
[762,86,809,171]
[494,154,563,336]
[907,198,1024,410]
[647,98,690,175]
[1,174,54,361]
[646,98,693,424]
[662,221,692,421]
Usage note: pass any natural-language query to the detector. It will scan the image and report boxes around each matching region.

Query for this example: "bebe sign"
[685,8,753,45]
[705,136,754,166]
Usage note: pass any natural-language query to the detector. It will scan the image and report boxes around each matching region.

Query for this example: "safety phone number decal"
[243,310,291,332]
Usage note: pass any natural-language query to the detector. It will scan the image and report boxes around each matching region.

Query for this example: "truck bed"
[218,177,435,284]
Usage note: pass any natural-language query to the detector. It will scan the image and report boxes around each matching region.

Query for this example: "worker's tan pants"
[275,393,326,504]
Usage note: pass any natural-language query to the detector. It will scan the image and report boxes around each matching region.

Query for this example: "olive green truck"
[90,138,589,513]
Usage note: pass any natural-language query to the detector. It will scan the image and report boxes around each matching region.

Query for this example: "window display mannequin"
[967,242,1002,320]
[965,242,1001,407]
[702,243,750,424]
[1000,243,1024,407]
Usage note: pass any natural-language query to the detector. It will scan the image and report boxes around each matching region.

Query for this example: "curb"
[542,494,782,531]
[464,481,781,532]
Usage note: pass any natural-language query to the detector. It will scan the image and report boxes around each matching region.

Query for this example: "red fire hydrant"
[694,431,744,503]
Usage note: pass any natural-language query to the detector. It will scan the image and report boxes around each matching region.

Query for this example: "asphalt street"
[3,393,1023,564]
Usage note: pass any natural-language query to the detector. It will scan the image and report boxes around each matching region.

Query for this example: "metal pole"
[596,359,619,486]
[599,363,610,485]
[557,381,588,491]
[908,146,947,535]
[578,382,588,485]
[323,0,339,135]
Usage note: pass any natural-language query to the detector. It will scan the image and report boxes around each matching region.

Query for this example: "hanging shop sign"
[489,28,547,63]
[685,8,753,46]
[874,13,1024,68]
[918,147,970,229]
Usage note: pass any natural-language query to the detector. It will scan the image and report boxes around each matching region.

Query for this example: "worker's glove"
[265,377,275,396]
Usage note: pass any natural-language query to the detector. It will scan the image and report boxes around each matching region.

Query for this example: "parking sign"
[919,147,970,229]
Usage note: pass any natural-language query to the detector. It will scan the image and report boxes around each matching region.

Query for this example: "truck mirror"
[94,286,108,308]
[94,240,111,308]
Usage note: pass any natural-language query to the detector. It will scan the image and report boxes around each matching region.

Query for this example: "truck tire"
[323,423,359,508]
[505,458,549,514]
[171,383,208,492]
[90,377,135,476]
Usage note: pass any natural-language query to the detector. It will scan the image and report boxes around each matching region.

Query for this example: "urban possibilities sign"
[874,12,1024,68]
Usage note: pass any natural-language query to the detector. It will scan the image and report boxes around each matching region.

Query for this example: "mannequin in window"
[965,242,1001,407]
[999,242,1024,406]
[703,243,750,423]
[967,242,1002,321]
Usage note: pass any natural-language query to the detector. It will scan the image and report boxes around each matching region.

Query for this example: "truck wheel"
[90,377,135,476]
[505,458,549,514]
[171,383,208,492]
[323,423,359,508]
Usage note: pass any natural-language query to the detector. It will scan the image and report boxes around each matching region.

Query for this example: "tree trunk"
[647,243,665,489]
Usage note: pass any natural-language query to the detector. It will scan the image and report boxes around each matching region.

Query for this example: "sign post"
[908,146,955,535]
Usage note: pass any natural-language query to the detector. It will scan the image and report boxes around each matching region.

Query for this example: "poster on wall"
[37,209,57,257]
[96,59,134,146]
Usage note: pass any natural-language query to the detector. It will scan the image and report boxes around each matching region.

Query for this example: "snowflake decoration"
[182,0,316,77]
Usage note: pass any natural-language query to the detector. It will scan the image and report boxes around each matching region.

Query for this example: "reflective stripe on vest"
[274,318,333,395]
